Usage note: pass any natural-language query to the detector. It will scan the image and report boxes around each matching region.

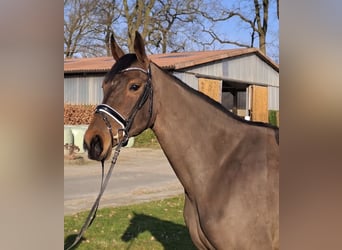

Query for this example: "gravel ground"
[64,148,183,215]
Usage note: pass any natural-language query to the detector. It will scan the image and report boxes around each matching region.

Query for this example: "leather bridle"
[95,65,153,147]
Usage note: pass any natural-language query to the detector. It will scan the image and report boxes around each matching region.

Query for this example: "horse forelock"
[104,53,137,84]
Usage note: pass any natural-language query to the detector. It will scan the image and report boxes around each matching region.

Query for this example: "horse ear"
[134,31,149,68]
[110,34,125,61]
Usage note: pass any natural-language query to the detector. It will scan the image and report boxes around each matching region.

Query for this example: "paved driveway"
[64,148,183,215]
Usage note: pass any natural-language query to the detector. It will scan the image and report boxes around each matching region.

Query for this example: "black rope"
[65,142,124,250]
[65,65,153,250]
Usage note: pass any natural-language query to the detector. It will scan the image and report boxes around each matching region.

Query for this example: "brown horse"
[83,32,279,250]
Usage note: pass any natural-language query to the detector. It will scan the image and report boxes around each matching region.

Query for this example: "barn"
[64,48,279,124]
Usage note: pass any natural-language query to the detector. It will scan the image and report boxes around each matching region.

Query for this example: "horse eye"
[129,84,140,91]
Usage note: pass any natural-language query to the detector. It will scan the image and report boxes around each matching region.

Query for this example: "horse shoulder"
[193,127,278,249]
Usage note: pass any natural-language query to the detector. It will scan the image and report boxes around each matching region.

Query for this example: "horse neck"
[150,63,245,194]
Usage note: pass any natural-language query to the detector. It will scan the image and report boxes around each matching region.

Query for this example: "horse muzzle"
[83,130,112,161]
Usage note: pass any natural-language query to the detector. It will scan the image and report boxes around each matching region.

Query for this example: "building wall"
[222,55,279,87]
[268,86,279,110]
[174,54,279,110]
[64,54,279,110]
[64,76,103,105]
[223,55,279,110]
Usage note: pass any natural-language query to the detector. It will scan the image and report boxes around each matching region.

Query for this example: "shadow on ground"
[121,212,196,249]
[64,234,85,249]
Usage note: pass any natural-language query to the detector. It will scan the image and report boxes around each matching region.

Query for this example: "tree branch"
[202,28,251,48]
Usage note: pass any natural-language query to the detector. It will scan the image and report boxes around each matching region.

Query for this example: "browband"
[120,67,148,75]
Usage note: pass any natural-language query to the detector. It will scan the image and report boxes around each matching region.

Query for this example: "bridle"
[65,64,153,250]
[95,64,153,147]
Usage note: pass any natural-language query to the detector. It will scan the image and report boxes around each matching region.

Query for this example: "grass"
[133,129,161,148]
[268,110,279,127]
[64,195,196,250]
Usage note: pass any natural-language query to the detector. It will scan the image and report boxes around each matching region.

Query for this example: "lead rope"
[66,65,153,249]
[65,139,126,250]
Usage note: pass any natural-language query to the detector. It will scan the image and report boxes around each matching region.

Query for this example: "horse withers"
[83,31,279,250]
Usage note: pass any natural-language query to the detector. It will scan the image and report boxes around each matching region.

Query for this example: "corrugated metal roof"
[64,48,279,74]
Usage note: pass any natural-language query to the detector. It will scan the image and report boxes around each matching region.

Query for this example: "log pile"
[64,104,96,125]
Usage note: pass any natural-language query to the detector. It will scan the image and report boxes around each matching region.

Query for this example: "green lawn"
[64,195,196,249]
[133,129,161,148]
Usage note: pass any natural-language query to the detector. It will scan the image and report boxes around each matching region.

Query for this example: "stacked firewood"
[64,104,96,125]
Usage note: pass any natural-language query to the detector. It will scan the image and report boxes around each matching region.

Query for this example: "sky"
[206,0,279,62]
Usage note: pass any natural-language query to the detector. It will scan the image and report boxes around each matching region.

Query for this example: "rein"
[65,143,123,250]
[65,65,153,250]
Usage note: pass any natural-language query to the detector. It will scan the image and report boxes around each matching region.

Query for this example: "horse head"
[83,32,154,161]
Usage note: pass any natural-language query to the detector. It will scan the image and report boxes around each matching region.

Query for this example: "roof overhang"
[177,72,271,91]
[64,48,279,75]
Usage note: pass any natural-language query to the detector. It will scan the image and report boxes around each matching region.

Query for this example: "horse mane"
[152,62,279,131]
[104,55,279,140]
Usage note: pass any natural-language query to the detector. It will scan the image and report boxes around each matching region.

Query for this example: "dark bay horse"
[83,31,279,249]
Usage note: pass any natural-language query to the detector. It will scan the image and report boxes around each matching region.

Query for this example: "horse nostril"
[92,135,103,153]
[90,135,103,159]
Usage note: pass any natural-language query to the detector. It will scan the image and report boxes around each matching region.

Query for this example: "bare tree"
[64,0,278,59]
[254,0,269,53]
[200,0,275,55]
[121,0,156,52]
[93,0,122,56]
[97,0,207,54]
[148,0,203,53]
[64,0,97,58]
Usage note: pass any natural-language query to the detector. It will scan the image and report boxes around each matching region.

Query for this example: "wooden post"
[232,90,237,115]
